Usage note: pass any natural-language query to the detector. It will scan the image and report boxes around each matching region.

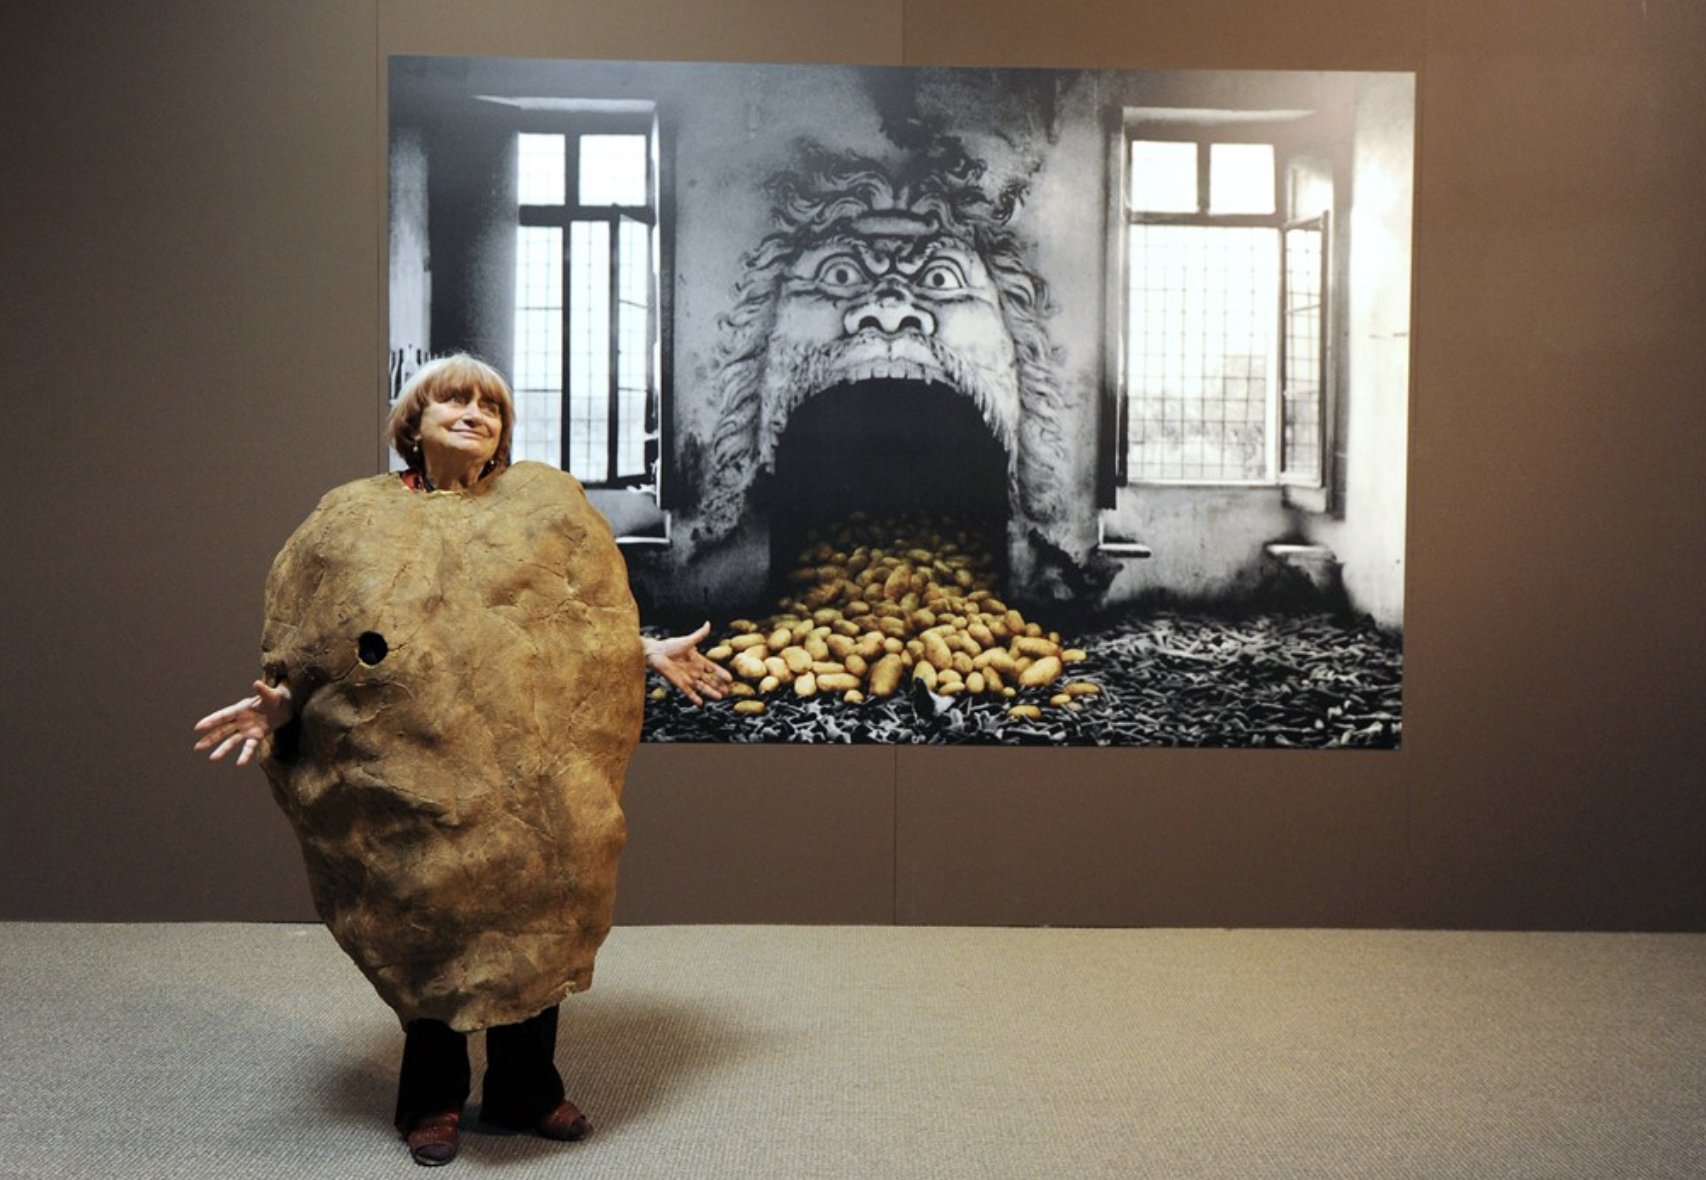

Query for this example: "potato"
[709,513,1088,717]
[921,631,954,671]
[1018,656,1063,688]
[868,653,905,698]
[1007,704,1042,721]
[733,699,766,715]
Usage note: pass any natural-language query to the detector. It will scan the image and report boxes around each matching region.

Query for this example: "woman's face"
[418,388,503,470]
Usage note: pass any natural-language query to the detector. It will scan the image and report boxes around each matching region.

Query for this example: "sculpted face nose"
[844,287,937,337]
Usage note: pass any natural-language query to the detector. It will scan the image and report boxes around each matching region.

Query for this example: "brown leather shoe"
[534,1098,590,1141]
[403,1110,462,1166]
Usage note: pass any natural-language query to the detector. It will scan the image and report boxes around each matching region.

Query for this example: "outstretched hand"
[644,622,733,706]
[193,680,295,767]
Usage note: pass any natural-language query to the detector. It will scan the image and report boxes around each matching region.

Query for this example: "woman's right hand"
[193,680,295,767]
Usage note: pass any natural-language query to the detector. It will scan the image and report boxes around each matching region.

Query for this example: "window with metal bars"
[513,113,660,489]
[1119,125,1329,490]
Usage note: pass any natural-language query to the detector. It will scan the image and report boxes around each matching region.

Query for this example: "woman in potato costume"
[195,355,726,1166]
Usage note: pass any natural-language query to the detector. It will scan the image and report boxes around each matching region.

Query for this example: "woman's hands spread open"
[193,680,295,767]
[643,622,733,706]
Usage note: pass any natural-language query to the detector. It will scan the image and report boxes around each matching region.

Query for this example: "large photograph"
[389,57,1413,746]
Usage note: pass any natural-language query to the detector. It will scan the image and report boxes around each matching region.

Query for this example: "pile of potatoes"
[700,514,1100,719]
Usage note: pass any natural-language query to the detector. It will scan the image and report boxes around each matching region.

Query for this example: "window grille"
[1126,224,1278,482]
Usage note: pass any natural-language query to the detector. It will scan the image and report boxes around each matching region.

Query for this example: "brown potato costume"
[259,462,643,1032]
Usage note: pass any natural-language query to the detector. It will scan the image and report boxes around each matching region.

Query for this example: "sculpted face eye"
[917,259,967,291]
[814,254,867,292]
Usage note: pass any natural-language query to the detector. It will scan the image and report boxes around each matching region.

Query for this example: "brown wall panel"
[615,746,898,925]
[899,0,1425,70]
[2,0,1702,929]
[895,749,1410,927]
[1,0,379,921]
[377,0,903,65]
[1401,2,1706,929]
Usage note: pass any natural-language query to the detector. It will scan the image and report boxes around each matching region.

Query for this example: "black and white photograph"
[389,56,1414,746]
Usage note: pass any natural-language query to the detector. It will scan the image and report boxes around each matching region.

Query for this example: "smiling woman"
[387,355,516,492]
[191,352,728,1166]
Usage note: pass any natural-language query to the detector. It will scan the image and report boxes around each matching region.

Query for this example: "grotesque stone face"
[260,462,643,1032]
[759,219,1021,461]
[703,145,1071,542]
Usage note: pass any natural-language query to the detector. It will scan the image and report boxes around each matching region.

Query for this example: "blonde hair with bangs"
[387,353,517,475]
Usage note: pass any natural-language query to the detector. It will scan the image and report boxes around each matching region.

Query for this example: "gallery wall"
[1,0,1701,929]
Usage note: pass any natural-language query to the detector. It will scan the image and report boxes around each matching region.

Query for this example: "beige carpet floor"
[1,923,1702,1178]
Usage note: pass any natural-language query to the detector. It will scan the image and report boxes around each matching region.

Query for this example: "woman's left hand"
[644,622,733,706]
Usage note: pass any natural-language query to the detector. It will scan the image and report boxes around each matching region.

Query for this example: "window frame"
[1108,114,1333,497]
[514,108,668,495]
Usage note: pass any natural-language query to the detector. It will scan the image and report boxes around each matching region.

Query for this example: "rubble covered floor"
[643,609,1402,748]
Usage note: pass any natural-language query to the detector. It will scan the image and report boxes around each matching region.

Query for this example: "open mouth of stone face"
[759,333,1019,471]
[763,376,1014,565]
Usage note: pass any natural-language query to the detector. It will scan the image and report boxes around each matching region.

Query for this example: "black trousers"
[393,1005,565,1130]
